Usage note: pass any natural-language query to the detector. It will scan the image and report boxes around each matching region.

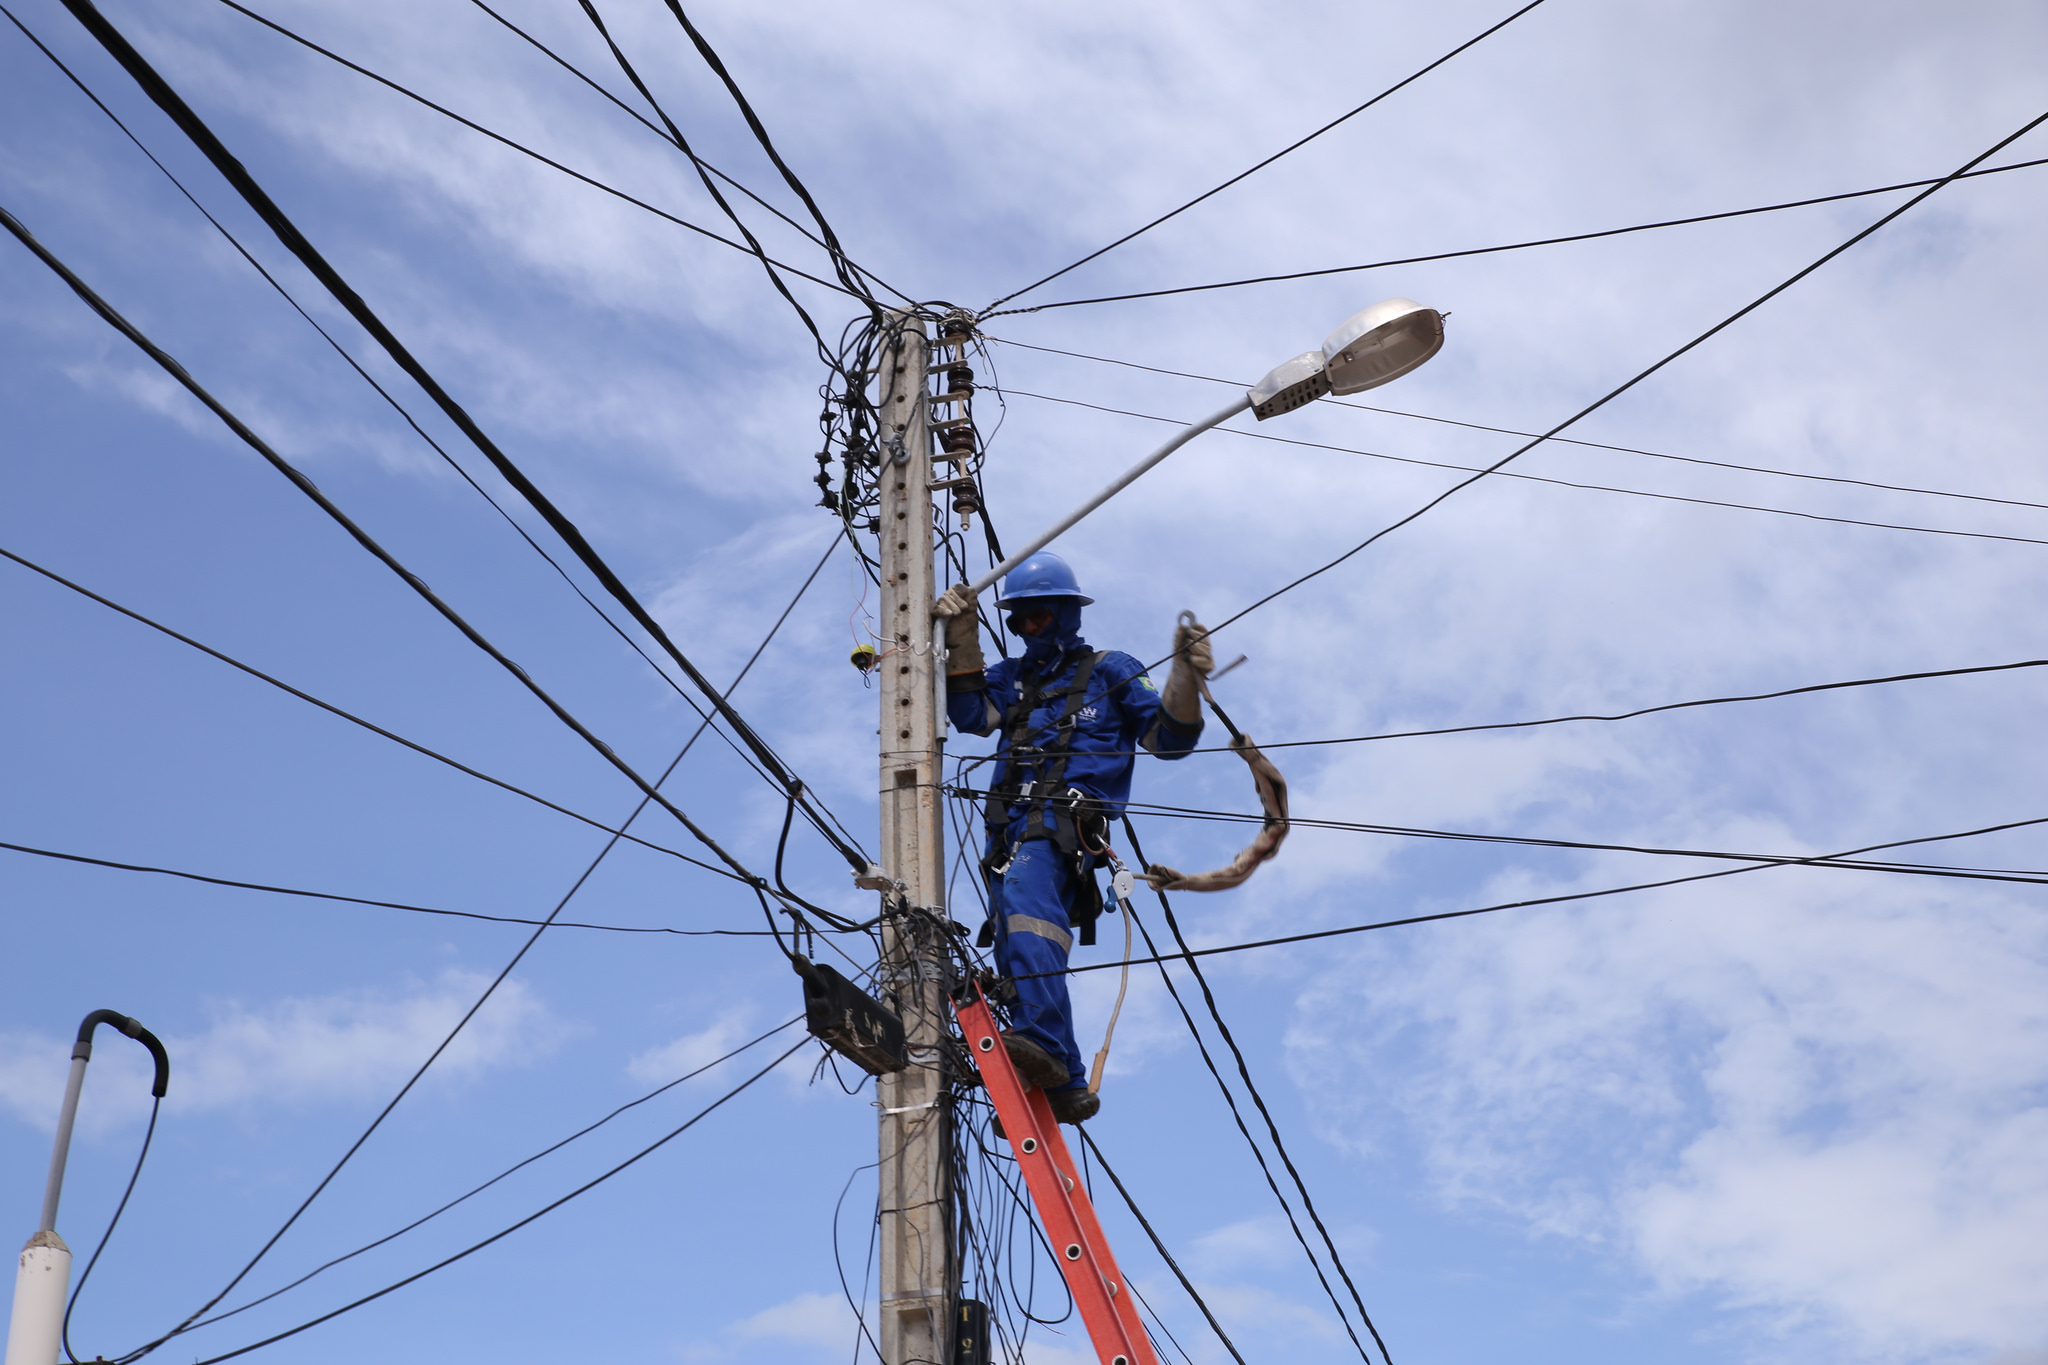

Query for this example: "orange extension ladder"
[954,979,1159,1365]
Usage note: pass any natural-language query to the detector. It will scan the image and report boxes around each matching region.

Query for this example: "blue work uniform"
[947,602,1201,1091]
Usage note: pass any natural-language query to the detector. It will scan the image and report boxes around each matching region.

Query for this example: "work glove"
[1161,616,1213,725]
[934,584,985,676]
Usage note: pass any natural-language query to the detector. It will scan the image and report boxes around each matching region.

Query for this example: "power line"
[54,0,871,872]
[1052,813,2048,976]
[987,339,2048,516]
[982,0,1554,313]
[0,838,778,936]
[173,1017,803,1336]
[3,1,833,816]
[994,385,2048,550]
[573,0,859,362]
[1125,821,1392,1361]
[1194,106,2048,642]
[0,541,758,887]
[1108,873,1380,1363]
[198,0,869,300]
[655,0,882,305]
[121,1038,809,1365]
[455,0,911,302]
[1075,1130,1247,1365]
[945,655,2048,763]
[3,199,802,914]
[982,155,2048,315]
[1103,799,2048,886]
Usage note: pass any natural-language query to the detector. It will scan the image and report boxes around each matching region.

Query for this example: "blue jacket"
[948,617,1201,842]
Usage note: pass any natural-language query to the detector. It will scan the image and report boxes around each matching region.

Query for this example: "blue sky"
[4,1,2047,1362]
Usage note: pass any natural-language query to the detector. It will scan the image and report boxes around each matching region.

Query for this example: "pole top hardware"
[854,862,895,890]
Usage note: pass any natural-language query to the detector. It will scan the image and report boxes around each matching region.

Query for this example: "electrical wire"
[2,1,853,823]
[177,1017,803,1334]
[0,838,779,936]
[982,154,2048,315]
[989,334,2048,519]
[202,0,866,299]
[574,0,856,366]
[941,654,2048,762]
[982,0,1553,313]
[1105,802,2048,886]
[54,0,873,873]
[1193,106,2048,644]
[1047,812,2048,977]
[1122,820,1393,1365]
[455,0,912,302]
[656,0,883,305]
[995,386,2048,550]
[1077,1129,1247,1365]
[120,1039,809,1365]
[0,541,767,889]
[1,200,796,904]
[60,1097,159,1365]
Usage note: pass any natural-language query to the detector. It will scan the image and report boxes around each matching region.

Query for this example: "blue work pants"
[985,838,1087,1092]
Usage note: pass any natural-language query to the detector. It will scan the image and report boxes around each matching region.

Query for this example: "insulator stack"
[932,314,982,526]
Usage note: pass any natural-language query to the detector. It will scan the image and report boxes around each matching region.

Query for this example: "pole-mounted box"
[793,956,907,1075]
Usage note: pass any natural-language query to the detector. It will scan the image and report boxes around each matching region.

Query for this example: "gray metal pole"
[35,1056,89,1235]
[871,314,954,1365]
[960,393,1252,600]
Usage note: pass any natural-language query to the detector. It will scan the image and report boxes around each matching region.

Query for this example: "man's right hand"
[936,585,985,674]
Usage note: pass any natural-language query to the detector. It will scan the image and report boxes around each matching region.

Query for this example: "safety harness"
[981,646,1109,944]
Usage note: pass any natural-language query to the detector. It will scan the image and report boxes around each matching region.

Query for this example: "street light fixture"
[961,298,1445,599]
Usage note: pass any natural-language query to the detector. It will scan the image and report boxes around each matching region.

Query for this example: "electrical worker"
[935,551,1212,1124]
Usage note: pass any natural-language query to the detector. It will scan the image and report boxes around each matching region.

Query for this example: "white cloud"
[1289,866,2048,1360]
[0,971,558,1136]
[627,1007,758,1084]
[674,1289,857,1364]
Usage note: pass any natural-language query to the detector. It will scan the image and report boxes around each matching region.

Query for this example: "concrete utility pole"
[871,313,954,1365]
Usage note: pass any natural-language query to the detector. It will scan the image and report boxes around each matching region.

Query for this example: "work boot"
[1001,1033,1070,1090]
[1048,1086,1100,1125]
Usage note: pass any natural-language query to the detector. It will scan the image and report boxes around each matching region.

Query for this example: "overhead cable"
[950,654,2048,761]
[1196,107,2048,640]
[1123,821,1391,1364]
[983,154,2048,315]
[456,0,910,300]
[982,0,1553,313]
[1111,883,1379,1362]
[992,335,2048,518]
[1,202,796,910]
[657,0,883,303]
[61,1097,160,1364]
[1104,800,2048,886]
[997,386,2048,549]
[0,542,755,886]
[1050,813,2048,976]
[1076,1131,1247,1365]
[0,838,778,936]
[122,1039,808,1365]
[196,0,867,299]
[54,0,871,871]
[574,0,856,361]
[4,3,828,816]
[177,1017,802,1334]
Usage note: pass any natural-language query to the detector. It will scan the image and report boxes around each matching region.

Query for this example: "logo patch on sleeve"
[1137,674,1158,692]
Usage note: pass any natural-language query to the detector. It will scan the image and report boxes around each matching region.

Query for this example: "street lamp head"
[1320,298,1444,395]
[1246,298,1444,421]
[1247,351,1331,421]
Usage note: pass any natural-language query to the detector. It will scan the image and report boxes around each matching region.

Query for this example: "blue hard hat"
[998,550,1093,606]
